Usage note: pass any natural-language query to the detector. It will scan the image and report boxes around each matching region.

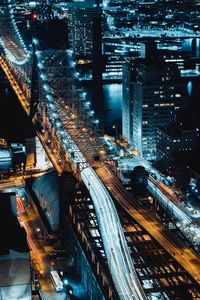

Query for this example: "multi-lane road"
[2,48,200,297]
[1,54,147,298]
[81,165,147,300]
[96,165,200,284]
[16,188,76,300]
[1,11,200,299]
[148,176,200,246]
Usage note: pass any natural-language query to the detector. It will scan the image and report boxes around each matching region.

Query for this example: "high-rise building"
[67,0,102,61]
[122,55,188,160]
[0,192,31,300]
[0,138,12,176]
[157,127,199,186]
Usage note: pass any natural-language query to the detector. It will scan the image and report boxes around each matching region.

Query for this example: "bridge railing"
[68,204,120,300]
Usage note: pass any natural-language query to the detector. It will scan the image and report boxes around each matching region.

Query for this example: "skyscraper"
[67,0,102,61]
[122,55,188,160]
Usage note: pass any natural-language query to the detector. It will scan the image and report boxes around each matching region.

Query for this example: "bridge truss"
[0,1,148,300]
[0,1,200,299]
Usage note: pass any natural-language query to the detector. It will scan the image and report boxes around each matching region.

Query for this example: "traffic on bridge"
[0,1,200,299]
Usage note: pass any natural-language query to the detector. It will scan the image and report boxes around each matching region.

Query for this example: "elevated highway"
[0,1,200,299]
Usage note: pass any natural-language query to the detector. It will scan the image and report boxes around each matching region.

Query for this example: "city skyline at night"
[0,1,200,299]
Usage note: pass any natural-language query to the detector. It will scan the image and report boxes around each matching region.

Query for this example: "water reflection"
[0,70,34,142]
[82,82,122,135]
[103,83,122,135]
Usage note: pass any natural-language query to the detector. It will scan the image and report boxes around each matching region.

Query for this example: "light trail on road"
[96,166,200,285]
[148,176,200,245]
[0,0,30,64]
[1,4,200,297]
[81,165,147,300]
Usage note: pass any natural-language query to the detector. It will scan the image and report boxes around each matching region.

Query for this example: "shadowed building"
[0,192,31,300]
[122,55,188,160]
[67,0,102,62]
[0,138,12,176]
[157,127,200,187]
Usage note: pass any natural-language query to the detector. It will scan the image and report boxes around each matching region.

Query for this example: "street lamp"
[63,279,68,286]
[36,228,41,238]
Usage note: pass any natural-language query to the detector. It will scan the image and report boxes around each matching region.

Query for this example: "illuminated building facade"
[67,0,102,61]
[122,56,188,160]
[157,127,199,172]
[157,127,200,186]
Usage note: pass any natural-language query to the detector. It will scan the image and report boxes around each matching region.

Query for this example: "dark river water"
[0,69,33,142]
[80,82,122,135]
[0,68,122,140]
[103,83,122,135]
